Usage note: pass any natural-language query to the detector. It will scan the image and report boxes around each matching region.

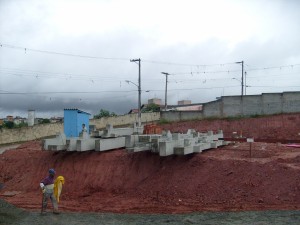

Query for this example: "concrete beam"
[159,141,174,156]
[43,133,66,150]
[76,138,97,151]
[174,146,194,155]
[66,138,77,151]
[125,135,139,148]
[95,137,125,151]
[47,145,66,151]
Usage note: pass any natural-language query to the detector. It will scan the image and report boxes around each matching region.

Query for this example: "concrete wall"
[203,100,221,117]
[204,91,300,118]
[162,91,300,121]
[161,111,203,122]
[262,93,282,115]
[90,112,160,129]
[282,92,300,113]
[0,123,63,145]
[0,112,160,145]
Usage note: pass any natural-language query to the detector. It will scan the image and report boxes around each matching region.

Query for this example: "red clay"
[0,113,300,213]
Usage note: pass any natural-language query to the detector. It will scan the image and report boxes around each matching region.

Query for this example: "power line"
[0,90,138,94]
[247,64,300,71]
[0,43,239,67]
[160,63,300,76]
[3,43,300,70]
[0,43,130,61]
[142,59,238,67]
[244,85,300,88]
[1,67,298,85]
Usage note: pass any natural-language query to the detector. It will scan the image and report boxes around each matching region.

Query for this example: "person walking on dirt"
[40,168,59,214]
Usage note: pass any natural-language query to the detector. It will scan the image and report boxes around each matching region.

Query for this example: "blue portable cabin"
[64,109,91,137]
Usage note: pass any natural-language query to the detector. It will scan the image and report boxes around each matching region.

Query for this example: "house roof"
[64,108,91,115]
[128,109,139,114]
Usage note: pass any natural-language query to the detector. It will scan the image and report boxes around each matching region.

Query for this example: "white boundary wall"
[0,112,160,145]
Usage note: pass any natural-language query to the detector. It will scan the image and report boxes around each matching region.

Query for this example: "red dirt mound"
[0,114,300,213]
[161,113,300,140]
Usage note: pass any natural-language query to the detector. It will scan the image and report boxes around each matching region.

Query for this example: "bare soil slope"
[0,114,300,213]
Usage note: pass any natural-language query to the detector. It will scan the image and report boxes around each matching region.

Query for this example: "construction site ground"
[0,113,300,224]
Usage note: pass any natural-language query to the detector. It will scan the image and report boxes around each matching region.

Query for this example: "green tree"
[15,122,28,128]
[142,103,160,113]
[4,121,14,129]
[94,109,117,119]
[40,118,51,124]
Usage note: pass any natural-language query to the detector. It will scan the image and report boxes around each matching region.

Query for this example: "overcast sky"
[0,0,299,118]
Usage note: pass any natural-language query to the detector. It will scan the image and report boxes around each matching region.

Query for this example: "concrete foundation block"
[76,138,97,151]
[194,143,212,152]
[138,135,151,143]
[95,137,125,151]
[91,130,104,137]
[43,133,66,150]
[193,145,202,153]
[222,141,231,145]
[135,126,144,134]
[216,140,225,147]
[159,141,174,156]
[102,124,135,138]
[210,140,224,148]
[150,137,163,153]
[125,135,139,148]
[212,134,223,140]
[172,133,185,140]
[207,131,214,135]
[210,142,218,148]
[133,143,152,152]
[48,145,66,151]
[66,138,78,151]
[162,130,173,141]
[174,146,194,155]
[184,138,196,147]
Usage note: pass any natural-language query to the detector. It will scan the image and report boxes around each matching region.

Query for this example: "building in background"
[148,98,162,105]
[6,115,14,122]
[50,117,63,123]
[14,116,27,125]
[28,110,35,126]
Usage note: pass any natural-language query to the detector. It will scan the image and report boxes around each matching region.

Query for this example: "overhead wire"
[1,43,239,67]
[0,43,130,61]
[1,42,300,98]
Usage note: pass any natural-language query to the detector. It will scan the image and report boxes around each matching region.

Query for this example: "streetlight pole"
[130,58,141,127]
[161,72,170,111]
[232,77,250,96]
[235,61,244,96]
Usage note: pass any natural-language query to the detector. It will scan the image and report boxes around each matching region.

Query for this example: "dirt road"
[1,199,300,225]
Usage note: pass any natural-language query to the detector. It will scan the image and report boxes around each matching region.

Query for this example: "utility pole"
[245,71,247,95]
[161,72,170,111]
[242,61,244,96]
[130,58,141,127]
[236,61,244,96]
